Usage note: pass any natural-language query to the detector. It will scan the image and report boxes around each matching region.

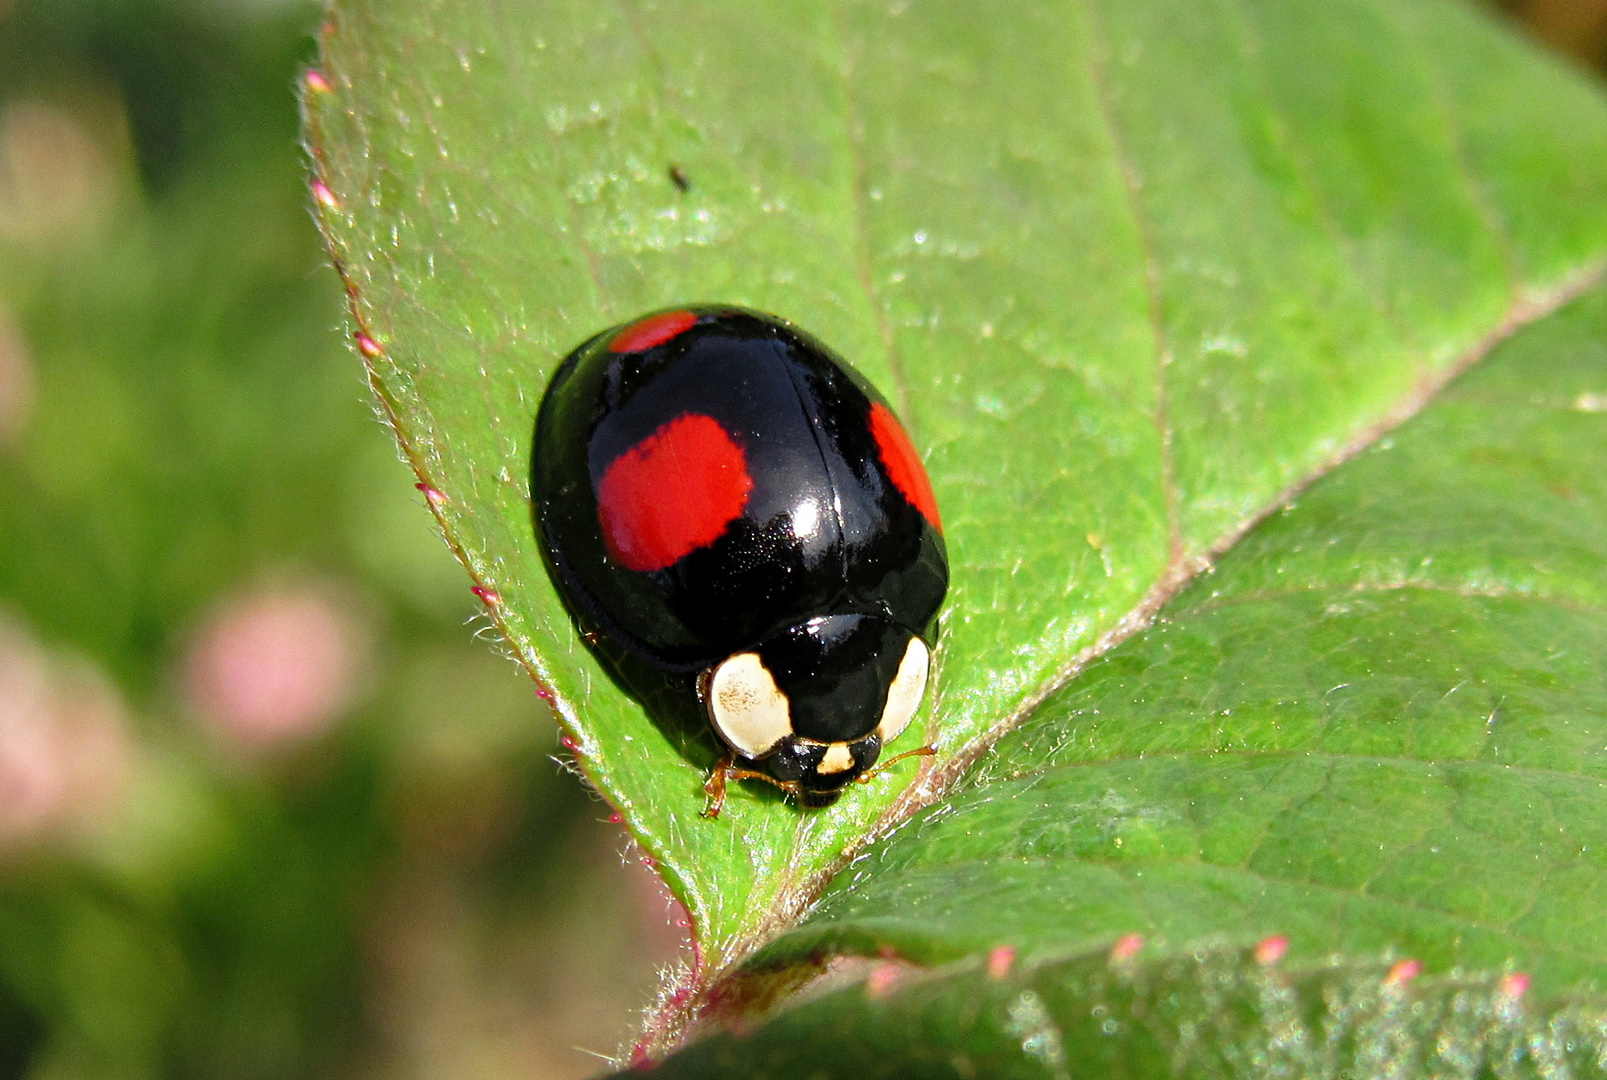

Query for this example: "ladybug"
[531,306,948,817]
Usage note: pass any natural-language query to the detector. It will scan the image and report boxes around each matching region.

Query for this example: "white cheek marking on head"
[708,652,792,759]
[817,742,854,774]
[877,635,930,745]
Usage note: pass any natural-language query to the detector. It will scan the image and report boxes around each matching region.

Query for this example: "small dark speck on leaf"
[669,165,690,193]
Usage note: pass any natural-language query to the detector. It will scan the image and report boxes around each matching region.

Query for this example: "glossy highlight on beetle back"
[531,306,948,808]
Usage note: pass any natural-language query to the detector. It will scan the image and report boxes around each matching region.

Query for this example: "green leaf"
[305,0,1607,978]
[742,278,1607,997]
[631,943,1600,1079]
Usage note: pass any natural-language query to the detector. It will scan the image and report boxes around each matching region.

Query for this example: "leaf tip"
[310,178,340,212]
[1253,935,1289,966]
[864,962,903,1000]
[355,332,385,359]
[1384,959,1422,987]
[1499,972,1531,1001]
[1109,933,1145,964]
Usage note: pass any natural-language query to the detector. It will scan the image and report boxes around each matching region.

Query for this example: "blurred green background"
[0,0,1598,1077]
[0,0,685,1077]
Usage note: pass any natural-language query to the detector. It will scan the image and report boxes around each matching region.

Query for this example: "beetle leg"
[855,744,938,786]
[702,753,802,818]
[701,752,735,819]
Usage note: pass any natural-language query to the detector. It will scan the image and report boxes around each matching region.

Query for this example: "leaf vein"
[1083,0,1183,564]
[829,3,911,423]
[1221,0,1415,346]
[1364,0,1520,300]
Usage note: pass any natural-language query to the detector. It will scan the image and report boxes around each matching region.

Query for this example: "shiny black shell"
[531,306,948,776]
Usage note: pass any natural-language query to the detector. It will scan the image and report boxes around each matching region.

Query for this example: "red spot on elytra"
[869,402,941,532]
[609,310,698,353]
[597,413,752,572]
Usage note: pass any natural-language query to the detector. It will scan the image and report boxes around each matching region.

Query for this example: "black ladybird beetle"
[531,307,948,817]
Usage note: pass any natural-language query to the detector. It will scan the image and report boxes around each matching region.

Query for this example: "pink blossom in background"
[0,99,125,242]
[0,616,133,848]
[186,583,369,751]
[0,622,61,840]
[0,311,30,444]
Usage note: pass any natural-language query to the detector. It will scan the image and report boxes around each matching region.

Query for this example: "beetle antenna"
[855,744,938,786]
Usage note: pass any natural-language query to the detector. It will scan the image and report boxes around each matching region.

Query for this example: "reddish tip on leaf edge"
[1500,973,1531,1000]
[609,310,699,353]
[311,179,339,211]
[1253,935,1289,965]
[560,734,580,753]
[1385,959,1422,986]
[1109,934,1145,963]
[304,69,332,94]
[986,945,1016,980]
[414,482,447,505]
[355,332,384,358]
[864,963,903,1000]
[470,585,500,606]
